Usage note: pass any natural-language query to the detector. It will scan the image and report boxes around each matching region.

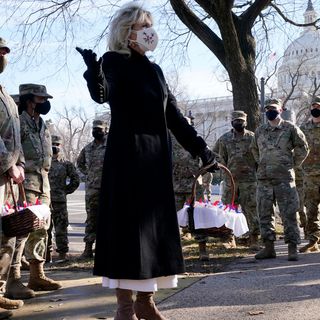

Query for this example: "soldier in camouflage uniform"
[202,172,213,202]
[299,96,320,253]
[294,166,307,238]
[251,98,309,261]
[77,119,108,258]
[48,135,80,261]
[5,84,62,301]
[0,37,25,318]
[172,115,210,261]
[214,111,260,250]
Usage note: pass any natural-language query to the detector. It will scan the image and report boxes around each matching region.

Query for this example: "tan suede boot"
[134,291,168,320]
[299,240,319,253]
[0,309,12,319]
[0,296,23,310]
[198,242,209,261]
[255,240,276,259]
[5,267,35,300]
[114,289,138,320]
[27,260,62,291]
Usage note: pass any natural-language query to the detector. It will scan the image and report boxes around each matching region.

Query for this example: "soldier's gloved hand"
[199,147,219,172]
[80,49,102,70]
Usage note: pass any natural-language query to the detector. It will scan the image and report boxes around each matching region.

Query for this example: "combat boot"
[299,240,319,253]
[27,260,62,291]
[288,243,298,261]
[198,242,209,261]
[0,296,23,310]
[255,240,276,259]
[249,234,260,251]
[45,250,53,264]
[5,267,35,300]
[79,242,93,259]
[20,256,29,271]
[222,234,237,249]
[0,309,12,319]
[57,252,68,262]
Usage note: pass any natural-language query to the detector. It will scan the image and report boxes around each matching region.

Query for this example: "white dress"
[102,275,178,292]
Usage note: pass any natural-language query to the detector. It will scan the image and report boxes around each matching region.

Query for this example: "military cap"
[311,95,320,106]
[231,110,247,121]
[0,38,10,53]
[265,98,282,108]
[10,94,20,105]
[92,119,108,129]
[51,135,63,145]
[19,83,53,98]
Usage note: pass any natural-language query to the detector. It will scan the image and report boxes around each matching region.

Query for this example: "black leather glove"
[78,48,101,70]
[199,147,219,172]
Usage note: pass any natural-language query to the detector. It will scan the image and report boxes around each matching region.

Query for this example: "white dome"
[277,1,320,97]
[283,30,320,62]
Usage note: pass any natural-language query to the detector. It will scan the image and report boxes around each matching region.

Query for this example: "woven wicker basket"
[187,162,235,238]
[2,181,45,237]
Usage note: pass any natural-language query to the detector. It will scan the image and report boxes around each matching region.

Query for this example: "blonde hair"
[108,2,153,55]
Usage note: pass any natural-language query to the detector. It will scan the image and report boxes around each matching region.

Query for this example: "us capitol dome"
[277,0,320,123]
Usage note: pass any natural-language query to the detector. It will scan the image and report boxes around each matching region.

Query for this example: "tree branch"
[170,0,226,68]
[270,2,320,29]
[241,0,272,29]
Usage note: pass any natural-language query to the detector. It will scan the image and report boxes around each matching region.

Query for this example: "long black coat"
[84,49,207,279]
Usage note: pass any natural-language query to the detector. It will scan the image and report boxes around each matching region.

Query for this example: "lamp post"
[260,77,266,124]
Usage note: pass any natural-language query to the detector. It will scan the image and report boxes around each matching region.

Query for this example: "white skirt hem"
[102,275,178,292]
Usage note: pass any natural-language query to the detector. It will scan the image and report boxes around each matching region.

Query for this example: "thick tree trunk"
[230,69,261,131]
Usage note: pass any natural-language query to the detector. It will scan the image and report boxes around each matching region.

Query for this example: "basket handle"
[8,179,27,211]
[189,162,235,207]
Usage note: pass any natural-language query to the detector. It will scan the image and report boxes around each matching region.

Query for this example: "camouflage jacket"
[172,134,200,193]
[76,135,107,191]
[0,85,25,176]
[251,119,309,181]
[20,111,52,194]
[300,120,320,177]
[214,129,257,182]
[49,155,80,202]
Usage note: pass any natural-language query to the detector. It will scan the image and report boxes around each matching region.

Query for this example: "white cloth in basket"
[177,202,249,237]
[27,204,51,220]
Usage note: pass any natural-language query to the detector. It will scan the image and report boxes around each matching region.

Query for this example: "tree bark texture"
[170,0,273,131]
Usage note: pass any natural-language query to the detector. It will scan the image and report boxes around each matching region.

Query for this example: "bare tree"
[50,106,93,163]
[169,1,320,130]
[4,1,320,130]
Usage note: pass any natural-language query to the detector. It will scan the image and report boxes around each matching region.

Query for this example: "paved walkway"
[9,239,320,319]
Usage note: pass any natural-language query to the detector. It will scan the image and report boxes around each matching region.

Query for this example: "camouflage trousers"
[175,192,208,243]
[296,179,307,228]
[14,190,51,264]
[48,201,69,254]
[0,176,16,289]
[222,181,260,236]
[257,180,300,244]
[84,190,100,244]
[303,176,320,241]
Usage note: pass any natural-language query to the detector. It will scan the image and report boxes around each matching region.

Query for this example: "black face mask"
[266,110,280,121]
[92,131,105,140]
[52,146,60,155]
[232,123,245,132]
[311,108,320,118]
[35,101,51,115]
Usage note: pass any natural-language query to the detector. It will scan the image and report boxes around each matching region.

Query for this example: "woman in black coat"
[78,2,217,319]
